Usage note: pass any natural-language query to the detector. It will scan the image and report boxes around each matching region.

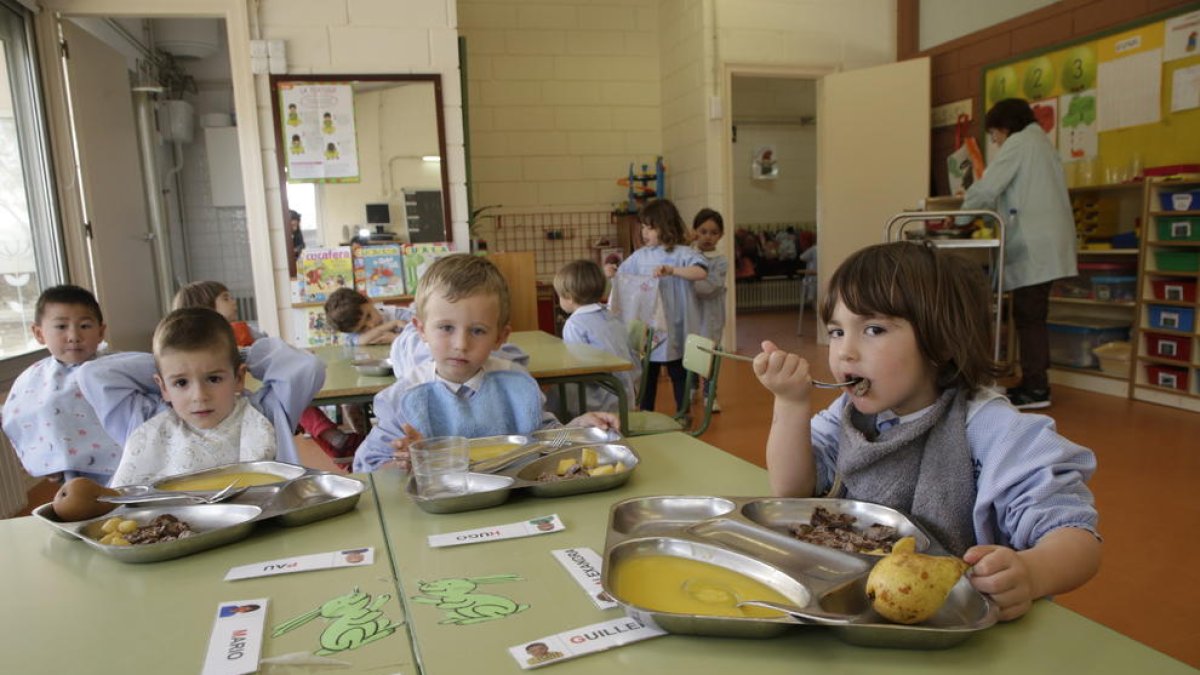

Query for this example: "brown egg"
[52,477,120,521]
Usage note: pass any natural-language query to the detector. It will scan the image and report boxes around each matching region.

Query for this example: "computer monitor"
[366,203,390,225]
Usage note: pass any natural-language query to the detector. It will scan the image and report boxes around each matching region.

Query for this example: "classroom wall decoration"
[279,82,361,183]
[982,5,1200,185]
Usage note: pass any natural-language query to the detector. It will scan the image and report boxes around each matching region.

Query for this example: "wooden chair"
[625,334,723,437]
[627,318,652,404]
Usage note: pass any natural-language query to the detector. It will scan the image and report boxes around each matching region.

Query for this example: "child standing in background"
[324,287,414,346]
[753,242,1100,621]
[80,308,325,486]
[692,208,728,411]
[173,280,362,462]
[606,199,707,413]
[552,259,639,417]
[354,255,617,473]
[2,285,123,485]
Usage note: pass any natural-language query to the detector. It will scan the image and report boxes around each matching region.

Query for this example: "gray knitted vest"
[834,388,977,556]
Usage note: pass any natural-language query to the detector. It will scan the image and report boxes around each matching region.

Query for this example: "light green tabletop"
[309,330,632,406]
[371,432,1193,674]
[0,486,416,674]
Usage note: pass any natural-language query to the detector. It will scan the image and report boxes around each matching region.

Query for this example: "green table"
[310,331,634,429]
[371,432,1194,674]
[0,487,416,673]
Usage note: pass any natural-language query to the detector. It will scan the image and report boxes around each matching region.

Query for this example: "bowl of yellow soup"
[467,435,530,464]
[153,461,307,492]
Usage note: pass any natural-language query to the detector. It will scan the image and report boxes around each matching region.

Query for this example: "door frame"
[721,63,834,350]
[34,0,277,335]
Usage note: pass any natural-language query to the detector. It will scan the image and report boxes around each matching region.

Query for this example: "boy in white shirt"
[324,288,414,346]
[80,308,325,486]
[353,255,617,472]
[2,285,122,484]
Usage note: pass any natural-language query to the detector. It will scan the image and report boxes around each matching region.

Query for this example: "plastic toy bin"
[1151,278,1197,302]
[1144,332,1192,362]
[1051,262,1137,300]
[1155,249,1200,272]
[1146,364,1189,392]
[1148,305,1196,332]
[1158,190,1200,211]
[1156,216,1200,242]
[1091,341,1131,377]
[1047,319,1130,369]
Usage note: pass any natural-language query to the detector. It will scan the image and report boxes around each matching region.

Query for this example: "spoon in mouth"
[698,346,871,393]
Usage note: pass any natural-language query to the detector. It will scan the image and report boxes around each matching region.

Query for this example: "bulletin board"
[982,3,1200,184]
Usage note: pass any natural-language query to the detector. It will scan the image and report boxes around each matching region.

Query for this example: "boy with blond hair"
[353,254,617,472]
[2,285,122,484]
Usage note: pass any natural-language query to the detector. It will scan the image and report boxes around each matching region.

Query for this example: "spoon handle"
[697,346,862,388]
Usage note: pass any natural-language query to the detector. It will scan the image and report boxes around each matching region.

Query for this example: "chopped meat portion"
[125,514,196,545]
[788,506,900,554]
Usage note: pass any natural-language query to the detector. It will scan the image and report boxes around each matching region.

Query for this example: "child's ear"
[497,323,512,346]
[97,323,107,344]
[234,363,248,391]
[413,316,429,341]
[152,373,169,399]
[30,322,45,345]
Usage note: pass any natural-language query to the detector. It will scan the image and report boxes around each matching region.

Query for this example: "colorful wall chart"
[279,82,361,183]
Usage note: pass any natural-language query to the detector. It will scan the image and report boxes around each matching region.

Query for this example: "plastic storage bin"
[1158,190,1200,211]
[1144,332,1192,361]
[1154,250,1200,272]
[1047,319,1130,369]
[1148,305,1196,332]
[1146,364,1189,391]
[1051,262,1137,300]
[1151,278,1197,302]
[1091,276,1137,302]
[1156,216,1200,241]
[1091,341,1131,377]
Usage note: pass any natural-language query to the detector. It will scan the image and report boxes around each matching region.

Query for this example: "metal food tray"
[406,439,638,514]
[33,462,366,563]
[352,358,393,377]
[600,496,998,649]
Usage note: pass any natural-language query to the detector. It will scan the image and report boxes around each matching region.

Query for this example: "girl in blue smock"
[608,199,707,413]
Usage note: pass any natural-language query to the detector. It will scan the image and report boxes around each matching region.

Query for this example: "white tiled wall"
[459,0,662,216]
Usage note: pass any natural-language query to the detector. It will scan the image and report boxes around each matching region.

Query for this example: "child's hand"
[653,264,674,278]
[387,423,423,471]
[603,263,618,278]
[963,544,1036,621]
[568,412,620,432]
[752,340,811,404]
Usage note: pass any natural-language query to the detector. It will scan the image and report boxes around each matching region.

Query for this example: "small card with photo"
[550,548,619,610]
[224,547,374,581]
[428,514,564,548]
[202,598,269,675]
[508,617,666,669]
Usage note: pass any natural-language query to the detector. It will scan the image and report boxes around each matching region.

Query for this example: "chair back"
[627,318,653,401]
[680,334,722,437]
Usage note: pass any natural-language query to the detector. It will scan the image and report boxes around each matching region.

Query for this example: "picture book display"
[299,246,353,302]
[402,243,453,292]
[301,307,342,347]
[354,244,406,298]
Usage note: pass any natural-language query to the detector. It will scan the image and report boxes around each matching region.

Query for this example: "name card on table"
[551,547,619,610]
[508,617,666,669]
[201,598,269,675]
[224,547,374,581]
[428,514,565,548]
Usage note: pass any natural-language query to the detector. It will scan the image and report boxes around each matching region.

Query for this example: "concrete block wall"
[658,0,711,223]
[253,0,464,340]
[458,0,662,216]
[915,0,1195,196]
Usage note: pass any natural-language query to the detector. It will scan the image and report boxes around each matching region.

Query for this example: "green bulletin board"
[982,4,1200,186]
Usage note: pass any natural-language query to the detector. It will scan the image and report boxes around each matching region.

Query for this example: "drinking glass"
[410,436,469,498]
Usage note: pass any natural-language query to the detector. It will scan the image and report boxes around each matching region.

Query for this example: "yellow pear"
[864,536,970,624]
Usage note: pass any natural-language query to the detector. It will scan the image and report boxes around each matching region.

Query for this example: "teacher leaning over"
[960,97,1077,411]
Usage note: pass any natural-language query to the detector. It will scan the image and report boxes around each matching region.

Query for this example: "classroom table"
[370,432,1194,675]
[0,485,418,674]
[309,330,634,429]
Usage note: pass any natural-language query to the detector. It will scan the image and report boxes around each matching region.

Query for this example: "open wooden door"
[816,58,930,336]
[59,20,161,351]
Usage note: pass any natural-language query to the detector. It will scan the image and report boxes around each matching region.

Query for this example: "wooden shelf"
[1137,325,1195,338]
[1049,297,1136,308]
[1077,248,1138,255]
[1139,298,1196,307]
[1149,210,1200,217]
[1049,363,1129,381]
[1136,354,1198,368]
[291,294,413,309]
[1143,269,1200,278]
[1132,382,1200,399]
[1069,182,1145,193]
[1146,240,1200,247]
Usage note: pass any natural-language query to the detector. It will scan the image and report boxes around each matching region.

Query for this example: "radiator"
[236,296,257,323]
[735,277,803,311]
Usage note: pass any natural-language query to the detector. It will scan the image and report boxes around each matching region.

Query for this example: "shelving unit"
[1046,182,1144,397]
[1130,174,1200,412]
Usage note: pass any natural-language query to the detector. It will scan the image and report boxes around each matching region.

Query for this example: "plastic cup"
[410,436,469,498]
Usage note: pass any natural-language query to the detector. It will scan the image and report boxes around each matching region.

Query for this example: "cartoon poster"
[1164,9,1200,62]
[280,82,360,182]
[1096,24,1164,131]
[1059,89,1098,162]
[751,145,778,180]
[1031,97,1058,148]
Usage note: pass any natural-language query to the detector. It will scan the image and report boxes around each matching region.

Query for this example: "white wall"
[458,0,661,217]
[658,0,711,223]
[730,76,817,225]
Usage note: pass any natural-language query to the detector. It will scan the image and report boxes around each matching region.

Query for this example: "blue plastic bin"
[1159,190,1200,211]
[1149,305,1196,332]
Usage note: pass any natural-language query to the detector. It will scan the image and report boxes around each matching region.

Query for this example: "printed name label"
[508,617,666,669]
[550,548,619,610]
[201,597,268,675]
[428,514,565,548]
[224,547,374,581]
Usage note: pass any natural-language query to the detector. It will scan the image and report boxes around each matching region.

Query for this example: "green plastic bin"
[1156,216,1200,242]
[1155,249,1200,272]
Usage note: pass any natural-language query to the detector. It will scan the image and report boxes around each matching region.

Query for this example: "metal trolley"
[884,209,1008,364]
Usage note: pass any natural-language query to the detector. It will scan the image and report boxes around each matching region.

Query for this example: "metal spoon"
[698,346,869,390]
[734,599,865,625]
[99,481,250,505]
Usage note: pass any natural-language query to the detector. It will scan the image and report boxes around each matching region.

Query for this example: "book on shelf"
[298,246,353,302]
[354,244,406,298]
[402,242,453,292]
[300,307,343,347]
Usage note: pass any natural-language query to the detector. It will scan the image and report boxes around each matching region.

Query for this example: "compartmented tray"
[34,461,366,563]
[600,496,997,649]
[407,430,635,514]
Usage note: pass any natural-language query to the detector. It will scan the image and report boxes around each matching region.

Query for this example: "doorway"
[727,75,819,346]
[50,15,251,349]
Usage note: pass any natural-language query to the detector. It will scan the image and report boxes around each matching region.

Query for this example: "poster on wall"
[1164,9,1200,62]
[1059,89,1098,162]
[751,145,778,180]
[1096,24,1164,131]
[1031,97,1058,148]
[280,82,360,182]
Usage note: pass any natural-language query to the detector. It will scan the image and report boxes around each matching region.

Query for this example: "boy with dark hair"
[324,287,414,346]
[3,285,122,484]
